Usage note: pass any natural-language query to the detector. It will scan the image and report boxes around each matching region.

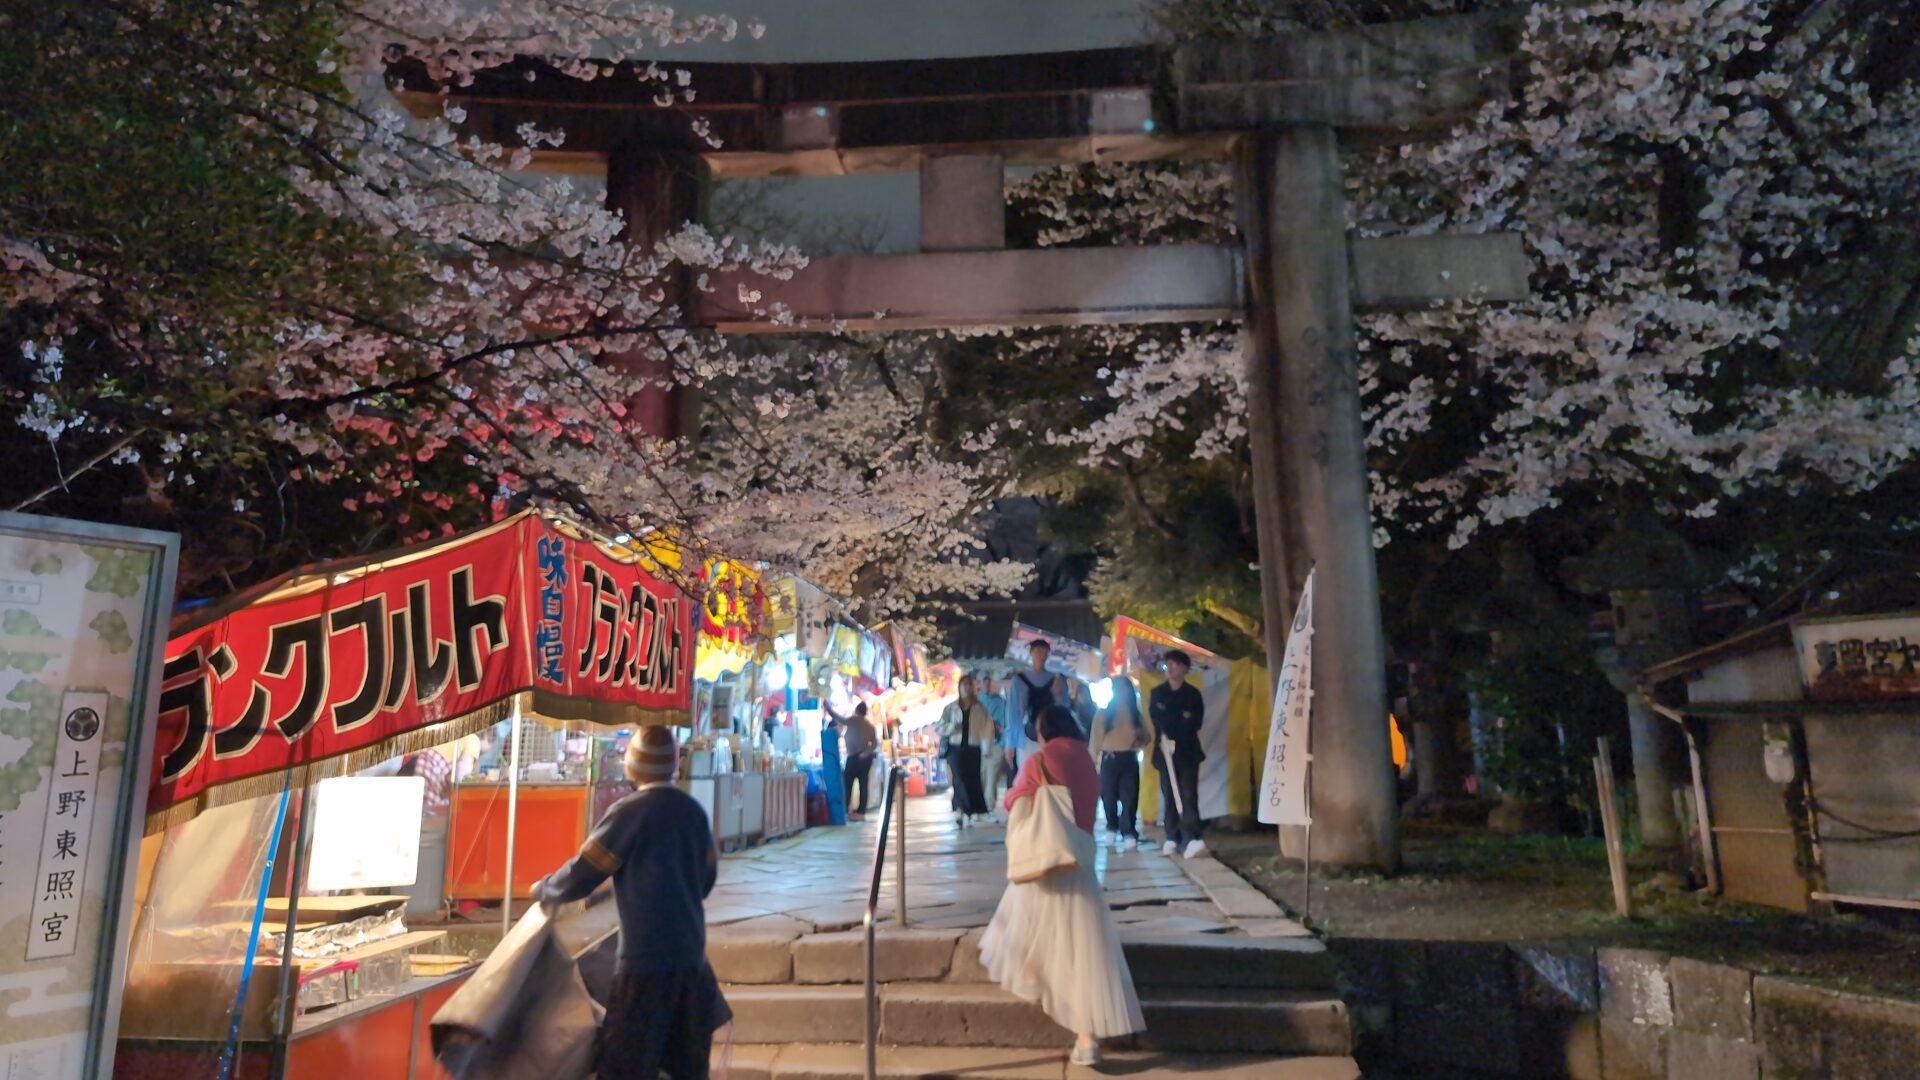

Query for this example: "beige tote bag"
[1005,755,1082,883]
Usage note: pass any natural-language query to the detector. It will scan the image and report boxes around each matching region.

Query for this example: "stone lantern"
[1573,511,1710,856]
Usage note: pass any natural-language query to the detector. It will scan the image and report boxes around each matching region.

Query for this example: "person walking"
[1090,678,1146,851]
[841,702,880,821]
[533,726,729,1079]
[1149,650,1208,859]
[980,704,1145,1066]
[939,674,995,826]
[1003,640,1070,775]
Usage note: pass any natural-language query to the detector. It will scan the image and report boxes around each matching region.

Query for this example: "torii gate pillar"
[1237,127,1400,873]
[606,140,707,442]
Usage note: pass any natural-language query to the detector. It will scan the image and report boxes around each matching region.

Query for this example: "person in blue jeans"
[1090,677,1146,850]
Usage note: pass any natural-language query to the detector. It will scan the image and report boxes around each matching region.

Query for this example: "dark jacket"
[534,784,716,974]
[1149,680,1207,766]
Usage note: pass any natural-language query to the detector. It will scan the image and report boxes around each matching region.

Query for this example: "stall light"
[764,660,791,693]
[1089,676,1116,710]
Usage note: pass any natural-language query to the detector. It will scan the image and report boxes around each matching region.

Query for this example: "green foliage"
[1465,631,1623,815]
[0,1,488,595]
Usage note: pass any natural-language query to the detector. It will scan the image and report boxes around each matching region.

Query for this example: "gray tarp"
[430,907,605,1080]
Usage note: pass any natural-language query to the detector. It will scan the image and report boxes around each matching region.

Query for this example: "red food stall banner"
[1108,615,1216,676]
[151,512,693,821]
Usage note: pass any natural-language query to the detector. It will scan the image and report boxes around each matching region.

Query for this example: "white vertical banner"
[1258,569,1315,826]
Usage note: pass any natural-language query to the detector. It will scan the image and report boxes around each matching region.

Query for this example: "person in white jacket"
[939,673,997,826]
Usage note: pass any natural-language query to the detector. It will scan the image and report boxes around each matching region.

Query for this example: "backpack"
[1016,671,1057,743]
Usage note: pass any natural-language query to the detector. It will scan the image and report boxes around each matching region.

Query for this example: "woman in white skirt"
[980,705,1145,1066]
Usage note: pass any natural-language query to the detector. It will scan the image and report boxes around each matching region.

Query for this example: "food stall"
[1102,616,1228,823]
[114,510,698,1079]
[441,711,609,904]
[684,557,807,846]
[762,576,847,769]
[878,660,963,793]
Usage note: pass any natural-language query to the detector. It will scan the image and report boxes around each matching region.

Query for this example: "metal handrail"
[862,763,905,1080]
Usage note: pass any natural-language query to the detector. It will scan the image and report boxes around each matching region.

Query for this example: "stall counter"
[115,967,474,1080]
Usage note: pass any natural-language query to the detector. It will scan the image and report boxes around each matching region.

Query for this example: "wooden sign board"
[1793,612,1920,702]
[0,512,179,1080]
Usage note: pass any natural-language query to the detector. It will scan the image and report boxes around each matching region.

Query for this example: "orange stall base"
[116,971,473,1080]
[283,993,417,1080]
[446,783,590,900]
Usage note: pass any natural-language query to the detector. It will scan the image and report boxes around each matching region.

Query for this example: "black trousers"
[1099,752,1140,839]
[844,751,874,813]
[946,743,987,816]
[596,964,729,1079]
[1158,753,1204,846]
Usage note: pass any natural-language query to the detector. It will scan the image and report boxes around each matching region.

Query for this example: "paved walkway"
[703,793,1308,940]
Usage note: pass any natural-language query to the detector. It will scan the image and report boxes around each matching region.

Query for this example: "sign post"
[0,511,179,1080]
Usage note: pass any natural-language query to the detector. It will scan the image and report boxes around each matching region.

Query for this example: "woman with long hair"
[979,704,1144,1066]
[939,673,994,826]
[1089,677,1146,850]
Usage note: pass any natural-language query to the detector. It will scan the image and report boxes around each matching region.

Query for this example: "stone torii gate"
[393,12,1529,871]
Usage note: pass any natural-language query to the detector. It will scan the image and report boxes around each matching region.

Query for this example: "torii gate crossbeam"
[393,11,1531,871]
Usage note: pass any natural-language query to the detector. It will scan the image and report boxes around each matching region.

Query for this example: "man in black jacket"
[535,725,728,1078]
[1149,650,1208,859]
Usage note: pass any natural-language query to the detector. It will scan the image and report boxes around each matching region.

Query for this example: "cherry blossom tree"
[0,0,1021,620]
[1355,0,1920,552]
[1001,0,1920,647]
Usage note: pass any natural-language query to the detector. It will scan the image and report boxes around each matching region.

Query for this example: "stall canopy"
[1109,615,1216,676]
[767,575,836,657]
[148,510,695,830]
[874,621,931,686]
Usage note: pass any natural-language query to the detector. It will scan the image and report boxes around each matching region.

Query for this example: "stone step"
[708,924,1334,990]
[714,1042,1362,1080]
[722,981,1352,1057]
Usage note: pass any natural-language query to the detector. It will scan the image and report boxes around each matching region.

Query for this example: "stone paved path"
[703,792,1308,941]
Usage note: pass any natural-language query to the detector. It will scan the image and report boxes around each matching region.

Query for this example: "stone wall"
[1331,939,1920,1079]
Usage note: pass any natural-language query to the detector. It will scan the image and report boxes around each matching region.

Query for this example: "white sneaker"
[1162,840,1178,856]
[1121,837,1138,852]
[1183,839,1209,859]
[1070,1039,1101,1067]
